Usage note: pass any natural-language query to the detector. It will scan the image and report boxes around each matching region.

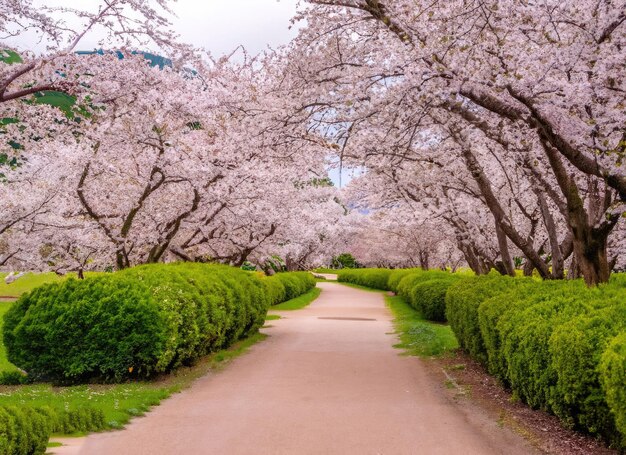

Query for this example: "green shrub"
[498,281,594,411]
[445,273,520,365]
[0,404,107,455]
[337,268,393,290]
[3,263,270,383]
[0,371,30,386]
[473,277,626,447]
[409,276,460,322]
[331,253,358,269]
[268,272,315,301]
[600,332,626,448]
[476,282,531,382]
[387,269,421,292]
[262,277,287,305]
[0,406,53,455]
[549,302,625,444]
[396,272,426,300]
[340,268,460,322]
[55,407,106,434]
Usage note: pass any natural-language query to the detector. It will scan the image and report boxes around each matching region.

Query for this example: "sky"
[172,0,300,56]
[6,0,301,56]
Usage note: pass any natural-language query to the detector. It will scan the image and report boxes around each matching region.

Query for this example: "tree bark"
[541,142,617,285]
[495,221,515,276]
[534,189,564,279]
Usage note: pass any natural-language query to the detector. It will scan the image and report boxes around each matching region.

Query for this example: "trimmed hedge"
[339,268,459,322]
[0,405,106,455]
[448,273,626,448]
[264,272,316,305]
[445,273,524,365]
[3,264,314,383]
[337,268,393,290]
[410,276,460,322]
[600,332,626,447]
[0,406,51,455]
[387,269,422,293]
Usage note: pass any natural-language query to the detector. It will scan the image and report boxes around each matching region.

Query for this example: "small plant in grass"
[385,295,458,357]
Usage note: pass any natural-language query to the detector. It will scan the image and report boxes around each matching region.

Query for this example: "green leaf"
[0,49,23,65]
[0,118,19,126]
[33,91,77,117]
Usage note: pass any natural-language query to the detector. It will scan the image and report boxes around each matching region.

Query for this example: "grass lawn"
[0,332,266,435]
[385,295,458,357]
[270,287,321,310]
[0,272,101,298]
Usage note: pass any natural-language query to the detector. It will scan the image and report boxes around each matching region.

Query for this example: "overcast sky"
[172,0,300,56]
[6,0,301,57]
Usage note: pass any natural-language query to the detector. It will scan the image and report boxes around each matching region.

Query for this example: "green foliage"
[600,332,626,447]
[264,272,316,304]
[331,253,358,269]
[270,287,321,311]
[549,302,626,444]
[448,272,626,448]
[0,406,53,455]
[387,268,422,293]
[264,255,286,273]
[396,272,425,299]
[337,268,393,290]
[262,276,287,305]
[409,276,460,322]
[0,371,29,385]
[0,302,19,374]
[385,295,458,357]
[0,401,107,454]
[445,273,524,365]
[0,50,23,64]
[240,261,256,271]
[499,281,594,411]
[396,270,449,301]
[3,264,270,383]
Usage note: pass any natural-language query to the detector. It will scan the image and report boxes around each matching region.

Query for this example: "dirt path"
[77,282,537,455]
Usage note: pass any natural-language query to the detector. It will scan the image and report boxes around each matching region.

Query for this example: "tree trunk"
[523,259,535,277]
[541,142,617,285]
[535,189,564,279]
[567,254,581,279]
[495,221,515,276]
[460,242,489,275]
[569,216,612,286]
[116,249,130,270]
[419,250,429,270]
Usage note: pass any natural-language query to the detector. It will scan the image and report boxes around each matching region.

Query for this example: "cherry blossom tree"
[0,0,188,104]
[281,0,625,284]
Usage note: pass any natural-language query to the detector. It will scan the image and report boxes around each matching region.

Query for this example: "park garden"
[0,0,625,453]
